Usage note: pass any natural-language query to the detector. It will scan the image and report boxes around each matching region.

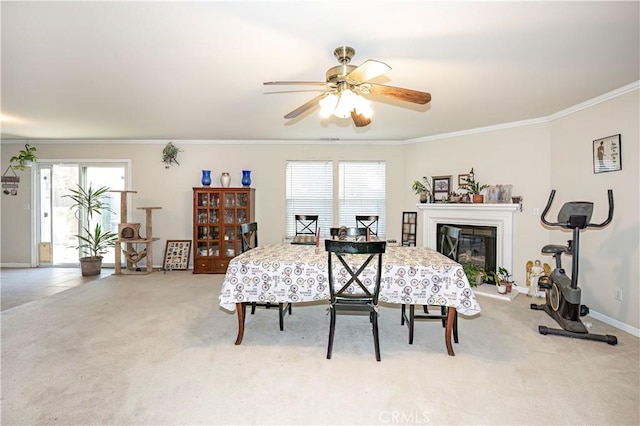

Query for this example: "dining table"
[218,242,481,356]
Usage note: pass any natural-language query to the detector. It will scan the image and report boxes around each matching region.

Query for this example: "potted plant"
[412,176,432,203]
[9,144,37,171]
[161,141,182,168]
[489,267,515,293]
[460,168,490,203]
[63,184,118,276]
[463,263,485,287]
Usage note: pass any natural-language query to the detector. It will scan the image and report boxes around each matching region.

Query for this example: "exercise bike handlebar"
[540,189,614,228]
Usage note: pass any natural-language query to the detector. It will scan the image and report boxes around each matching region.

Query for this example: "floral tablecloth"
[218,243,481,316]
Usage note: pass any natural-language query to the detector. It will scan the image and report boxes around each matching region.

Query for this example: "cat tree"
[111,190,161,274]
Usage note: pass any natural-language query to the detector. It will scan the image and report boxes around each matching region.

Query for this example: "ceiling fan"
[264,46,432,127]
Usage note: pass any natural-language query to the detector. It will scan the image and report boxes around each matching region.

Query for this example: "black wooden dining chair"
[355,215,379,237]
[401,225,462,344]
[292,214,319,245]
[325,239,386,361]
[240,222,292,330]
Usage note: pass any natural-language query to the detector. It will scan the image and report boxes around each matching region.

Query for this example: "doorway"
[36,162,127,267]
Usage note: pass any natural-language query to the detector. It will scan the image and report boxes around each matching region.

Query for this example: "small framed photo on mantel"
[432,175,452,202]
[593,134,621,174]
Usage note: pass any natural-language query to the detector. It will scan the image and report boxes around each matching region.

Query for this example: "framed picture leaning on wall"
[432,175,451,202]
[163,240,192,270]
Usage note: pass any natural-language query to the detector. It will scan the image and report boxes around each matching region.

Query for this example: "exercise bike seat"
[541,244,568,255]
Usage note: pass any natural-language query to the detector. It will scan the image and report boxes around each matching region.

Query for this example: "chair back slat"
[355,215,379,236]
[439,225,461,261]
[295,215,319,235]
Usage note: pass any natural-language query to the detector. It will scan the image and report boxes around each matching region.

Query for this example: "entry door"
[36,162,126,266]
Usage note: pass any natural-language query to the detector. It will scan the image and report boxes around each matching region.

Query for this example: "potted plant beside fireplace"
[460,168,490,203]
[489,267,515,294]
[63,184,118,276]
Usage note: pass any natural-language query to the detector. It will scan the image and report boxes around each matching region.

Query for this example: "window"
[339,161,386,236]
[285,161,333,238]
[285,160,386,238]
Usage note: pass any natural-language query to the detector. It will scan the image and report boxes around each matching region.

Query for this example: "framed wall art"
[432,175,452,202]
[457,173,470,189]
[163,240,192,270]
[593,134,621,174]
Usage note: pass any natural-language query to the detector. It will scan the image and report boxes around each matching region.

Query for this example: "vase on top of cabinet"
[192,187,255,274]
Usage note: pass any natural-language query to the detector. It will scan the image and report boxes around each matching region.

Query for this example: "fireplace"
[437,223,497,277]
[418,203,518,277]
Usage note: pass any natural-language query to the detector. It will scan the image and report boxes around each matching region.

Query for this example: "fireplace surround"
[417,203,519,277]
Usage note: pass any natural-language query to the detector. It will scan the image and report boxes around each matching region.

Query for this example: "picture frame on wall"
[593,134,622,174]
[457,174,470,189]
[432,175,451,202]
[163,240,192,270]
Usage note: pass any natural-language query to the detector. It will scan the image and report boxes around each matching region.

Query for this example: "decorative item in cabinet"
[192,187,255,274]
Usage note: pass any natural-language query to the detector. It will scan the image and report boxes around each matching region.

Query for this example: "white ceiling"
[1,1,638,142]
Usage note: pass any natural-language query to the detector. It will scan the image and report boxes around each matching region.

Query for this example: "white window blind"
[338,161,386,236]
[285,161,333,238]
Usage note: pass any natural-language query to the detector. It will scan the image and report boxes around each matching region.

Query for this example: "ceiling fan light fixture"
[319,93,339,118]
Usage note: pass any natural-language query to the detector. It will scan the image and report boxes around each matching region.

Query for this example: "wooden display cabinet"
[192,187,255,274]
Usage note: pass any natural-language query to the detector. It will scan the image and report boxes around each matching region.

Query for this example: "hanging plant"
[162,142,182,168]
[10,144,37,171]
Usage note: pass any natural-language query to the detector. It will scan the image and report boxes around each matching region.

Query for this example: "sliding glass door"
[36,162,127,267]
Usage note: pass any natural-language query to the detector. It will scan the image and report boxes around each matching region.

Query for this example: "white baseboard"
[0,263,32,268]
[588,310,640,337]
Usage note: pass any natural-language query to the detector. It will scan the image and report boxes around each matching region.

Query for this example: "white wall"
[548,90,639,330]
[403,123,553,288]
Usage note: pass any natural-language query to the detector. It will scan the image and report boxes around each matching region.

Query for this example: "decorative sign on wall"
[2,166,20,195]
[593,134,622,174]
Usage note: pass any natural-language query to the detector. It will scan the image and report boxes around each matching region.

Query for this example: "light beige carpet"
[1,271,638,425]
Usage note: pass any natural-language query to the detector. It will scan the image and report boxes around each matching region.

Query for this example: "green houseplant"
[9,144,37,171]
[460,168,490,203]
[463,263,485,287]
[412,176,432,203]
[63,184,118,276]
[488,266,515,294]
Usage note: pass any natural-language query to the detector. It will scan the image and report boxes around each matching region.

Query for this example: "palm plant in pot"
[460,168,490,203]
[63,184,118,276]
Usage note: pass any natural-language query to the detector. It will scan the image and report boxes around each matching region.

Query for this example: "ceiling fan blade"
[346,60,391,82]
[283,93,328,119]
[264,81,328,86]
[365,83,431,104]
[350,110,372,127]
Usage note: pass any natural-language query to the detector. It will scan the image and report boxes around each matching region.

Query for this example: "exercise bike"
[530,189,617,345]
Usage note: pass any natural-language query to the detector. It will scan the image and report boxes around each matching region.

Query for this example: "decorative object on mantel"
[459,168,489,203]
[431,175,452,202]
[201,170,212,186]
[161,141,182,168]
[512,196,523,212]
[526,259,550,298]
[593,133,621,174]
[220,172,231,187]
[241,170,252,187]
[486,184,513,204]
[10,143,37,171]
[412,176,432,203]
[1,166,19,195]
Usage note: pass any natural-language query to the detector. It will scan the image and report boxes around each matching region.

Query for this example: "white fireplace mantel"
[417,203,519,274]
